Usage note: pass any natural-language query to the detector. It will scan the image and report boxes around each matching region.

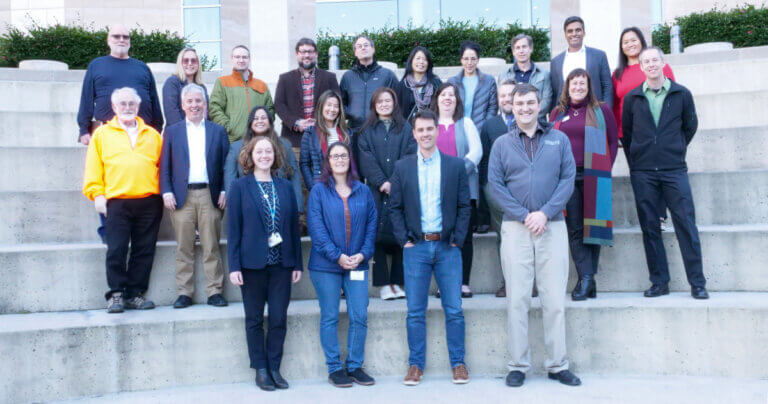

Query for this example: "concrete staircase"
[1,49,767,402]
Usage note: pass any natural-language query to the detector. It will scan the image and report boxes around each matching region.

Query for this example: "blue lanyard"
[256,181,277,227]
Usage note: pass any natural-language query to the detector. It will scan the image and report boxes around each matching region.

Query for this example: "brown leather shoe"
[452,364,469,384]
[495,285,506,298]
[403,365,423,386]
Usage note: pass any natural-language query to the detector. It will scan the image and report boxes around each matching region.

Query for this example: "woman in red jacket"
[612,27,675,229]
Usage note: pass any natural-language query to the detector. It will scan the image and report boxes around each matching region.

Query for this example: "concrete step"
[611,169,768,227]
[1,225,766,313]
[57,374,768,404]
[0,111,80,147]
[0,147,86,191]
[611,126,768,176]
[672,58,768,95]
[0,190,176,245]
[2,293,767,402]
[694,91,768,130]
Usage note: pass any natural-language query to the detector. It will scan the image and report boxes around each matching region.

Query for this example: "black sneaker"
[207,293,228,307]
[505,370,525,387]
[548,370,581,386]
[328,369,353,388]
[173,295,193,309]
[348,368,375,386]
[107,292,124,313]
[124,295,155,310]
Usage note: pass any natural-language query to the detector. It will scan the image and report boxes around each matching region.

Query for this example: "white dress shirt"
[186,118,208,184]
[562,46,587,81]
[119,120,140,148]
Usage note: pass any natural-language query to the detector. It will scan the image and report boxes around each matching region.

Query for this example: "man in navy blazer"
[389,109,472,385]
[159,83,230,309]
[549,16,613,112]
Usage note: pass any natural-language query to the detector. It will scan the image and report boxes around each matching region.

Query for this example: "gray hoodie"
[487,123,575,222]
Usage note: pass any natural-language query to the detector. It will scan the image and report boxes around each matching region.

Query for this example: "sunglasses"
[110,34,130,40]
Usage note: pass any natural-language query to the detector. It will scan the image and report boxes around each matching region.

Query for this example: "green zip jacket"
[209,69,275,142]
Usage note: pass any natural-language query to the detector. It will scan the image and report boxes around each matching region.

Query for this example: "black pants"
[372,241,404,287]
[630,170,705,288]
[460,203,477,286]
[241,266,292,370]
[476,185,491,227]
[104,195,163,300]
[565,176,601,278]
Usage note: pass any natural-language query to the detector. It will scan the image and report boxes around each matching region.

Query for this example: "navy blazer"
[388,151,472,247]
[159,119,230,208]
[549,46,613,111]
[226,175,303,272]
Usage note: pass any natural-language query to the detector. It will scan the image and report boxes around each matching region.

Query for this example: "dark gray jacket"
[447,68,498,132]
[487,123,575,222]
[340,61,399,130]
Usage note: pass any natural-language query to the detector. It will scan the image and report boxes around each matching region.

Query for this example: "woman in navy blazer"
[306,141,377,388]
[226,136,303,392]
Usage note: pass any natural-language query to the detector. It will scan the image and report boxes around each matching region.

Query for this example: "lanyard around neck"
[256,181,277,227]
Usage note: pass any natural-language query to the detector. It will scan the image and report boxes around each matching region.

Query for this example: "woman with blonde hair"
[163,47,209,126]
[300,90,351,189]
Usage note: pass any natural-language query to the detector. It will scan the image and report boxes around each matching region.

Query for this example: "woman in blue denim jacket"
[306,141,377,388]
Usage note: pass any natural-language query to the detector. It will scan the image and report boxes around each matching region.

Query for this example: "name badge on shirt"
[350,270,365,281]
[268,232,283,248]
[562,115,570,122]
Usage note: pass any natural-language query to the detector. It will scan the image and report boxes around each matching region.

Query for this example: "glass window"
[651,0,663,27]
[398,0,440,28]
[531,0,550,28]
[183,7,221,42]
[183,0,220,6]
[317,0,397,34]
[190,42,222,71]
[441,0,529,27]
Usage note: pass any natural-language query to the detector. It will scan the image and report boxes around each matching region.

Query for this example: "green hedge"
[318,20,550,69]
[0,23,217,70]
[653,5,768,53]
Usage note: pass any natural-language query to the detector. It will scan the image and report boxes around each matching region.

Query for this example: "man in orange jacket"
[83,87,164,313]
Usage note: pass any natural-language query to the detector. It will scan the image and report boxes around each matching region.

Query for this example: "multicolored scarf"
[554,105,613,246]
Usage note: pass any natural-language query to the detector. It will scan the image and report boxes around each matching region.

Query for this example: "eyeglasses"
[355,43,372,50]
[297,49,317,55]
[182,58,198,64]
[116,101,138,108]
[329,153,349,161]
[110,34,130,40]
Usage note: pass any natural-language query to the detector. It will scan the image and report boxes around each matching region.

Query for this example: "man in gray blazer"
[549,16,613,112]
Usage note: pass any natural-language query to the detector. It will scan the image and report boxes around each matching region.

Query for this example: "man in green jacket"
[209,45,275,143]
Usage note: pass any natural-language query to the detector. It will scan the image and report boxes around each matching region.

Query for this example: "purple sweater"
[548,101,618,167]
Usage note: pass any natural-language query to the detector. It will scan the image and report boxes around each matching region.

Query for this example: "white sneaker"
[380,285,397,300]
[393,284,406,299]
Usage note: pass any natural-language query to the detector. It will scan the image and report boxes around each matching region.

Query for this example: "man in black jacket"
[389,109,472,386]
[274,38,340,148]
[622,47,707,300]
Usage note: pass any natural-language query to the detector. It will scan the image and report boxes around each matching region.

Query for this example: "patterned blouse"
[258,181,282,266]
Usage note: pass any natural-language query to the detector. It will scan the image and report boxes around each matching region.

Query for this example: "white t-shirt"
[562,46,587,81]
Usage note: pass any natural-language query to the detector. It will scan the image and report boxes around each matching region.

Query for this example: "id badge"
[350,270,365,281]
[267,232,283,248]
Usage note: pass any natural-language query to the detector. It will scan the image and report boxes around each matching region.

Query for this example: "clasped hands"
[524,211,548,236]
[338,253,364,270]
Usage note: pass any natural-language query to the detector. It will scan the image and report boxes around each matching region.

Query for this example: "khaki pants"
[170,188,224,297]
[500,220,569,373]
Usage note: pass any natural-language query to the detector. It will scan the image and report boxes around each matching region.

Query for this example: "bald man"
[77,24,164,242]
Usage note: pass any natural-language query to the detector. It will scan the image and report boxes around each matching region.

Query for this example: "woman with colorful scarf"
[549,68,618,301]
[397,46,442,122]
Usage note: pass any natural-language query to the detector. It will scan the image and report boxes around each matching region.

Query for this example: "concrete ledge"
[18,60,68,70]
[685,42,733,54]
[1,293,766,402]
[665,45,768,65]
[1,225,766,313]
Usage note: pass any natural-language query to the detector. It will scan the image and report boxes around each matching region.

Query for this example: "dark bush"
[0,23,197,69]
[653,5,768,53]
[317,19,550,69]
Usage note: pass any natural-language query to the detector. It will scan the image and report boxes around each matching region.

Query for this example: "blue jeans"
[309,269,369,374]
[403,241,465,370]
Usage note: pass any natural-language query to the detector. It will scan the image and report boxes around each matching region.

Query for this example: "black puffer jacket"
[340,61,399,130]
[621,80,698,171]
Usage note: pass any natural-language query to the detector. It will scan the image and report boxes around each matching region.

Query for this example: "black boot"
[571,274,596,301]
[270,369,289,389]
[255,368,276,391]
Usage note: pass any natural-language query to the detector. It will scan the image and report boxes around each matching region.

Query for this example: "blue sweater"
[77,56,164,136]
[306,180,377,273]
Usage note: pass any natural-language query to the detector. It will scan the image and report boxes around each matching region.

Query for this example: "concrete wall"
[663,0,764,22]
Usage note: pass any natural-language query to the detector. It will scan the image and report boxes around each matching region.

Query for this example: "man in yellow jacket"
[83,87,164,313]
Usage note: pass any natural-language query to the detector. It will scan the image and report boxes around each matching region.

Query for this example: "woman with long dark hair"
[397,46,443,122]
[227,136,303,391]
[430,82,482,298]
[224,106,303,211]
[358,87,416,300]
[550,68,618,301]
[612,27,675,229]
[306,141,378,388]
[300,90,351,189]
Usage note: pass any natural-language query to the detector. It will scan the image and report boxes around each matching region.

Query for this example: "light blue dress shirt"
[462,75,478,118]
[417,149,442,233]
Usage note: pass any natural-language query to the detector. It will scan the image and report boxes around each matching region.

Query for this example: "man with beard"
[209,45,275,143]
[275,38,340,152]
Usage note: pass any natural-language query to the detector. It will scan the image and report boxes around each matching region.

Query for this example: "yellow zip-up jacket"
[82,116,163,201]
